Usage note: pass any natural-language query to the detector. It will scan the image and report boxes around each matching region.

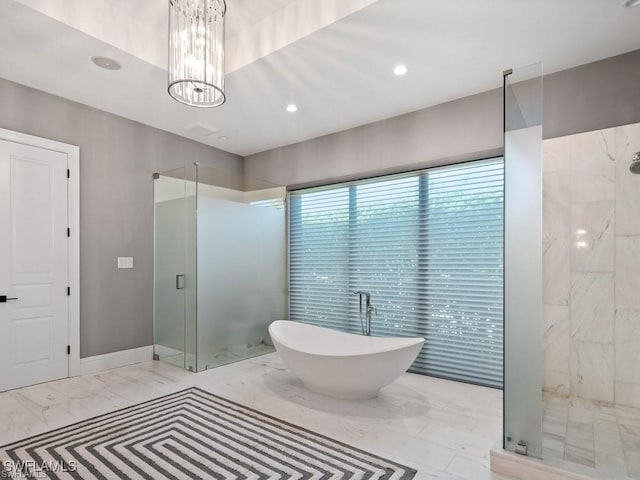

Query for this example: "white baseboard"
[80,345,154,376]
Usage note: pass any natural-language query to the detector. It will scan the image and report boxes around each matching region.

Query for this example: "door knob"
[0,296,18,303]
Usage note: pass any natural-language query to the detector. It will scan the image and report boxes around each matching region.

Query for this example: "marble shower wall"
[542,121,640,407]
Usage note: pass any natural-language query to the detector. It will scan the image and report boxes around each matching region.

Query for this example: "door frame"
[0,128,80,378]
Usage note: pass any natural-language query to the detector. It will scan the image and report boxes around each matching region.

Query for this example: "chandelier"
[168,0,226,108]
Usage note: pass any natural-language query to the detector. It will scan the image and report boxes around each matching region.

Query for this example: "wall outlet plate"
[117,257,133,269]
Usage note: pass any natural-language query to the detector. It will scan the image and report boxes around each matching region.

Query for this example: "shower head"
[631,152,640,174]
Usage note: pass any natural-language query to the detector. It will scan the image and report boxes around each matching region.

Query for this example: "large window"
[288,158,504,388]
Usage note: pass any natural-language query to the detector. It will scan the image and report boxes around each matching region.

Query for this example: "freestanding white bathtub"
[268,320,425,400]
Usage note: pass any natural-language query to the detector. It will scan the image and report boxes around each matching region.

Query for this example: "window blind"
[288,158,504,388]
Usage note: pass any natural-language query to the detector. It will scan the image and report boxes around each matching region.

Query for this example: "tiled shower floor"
[161,343,275,370]
[542,394,640,479]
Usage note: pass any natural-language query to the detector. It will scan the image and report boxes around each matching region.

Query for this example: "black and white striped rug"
[0,387,416,479]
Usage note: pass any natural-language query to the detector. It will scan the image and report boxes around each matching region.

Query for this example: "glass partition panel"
[153,166,197,370]
[154,167,187,368]
[195,165,286,371]
[503,63,544,458]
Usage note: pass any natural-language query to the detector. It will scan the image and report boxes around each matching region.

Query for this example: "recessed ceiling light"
[91,56,122,70]
[393,65,408,76]
[623,0,640,7]
[286,103,298,113]
[218,135,229,140]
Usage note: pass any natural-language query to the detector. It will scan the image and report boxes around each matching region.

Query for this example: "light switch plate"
[117,257,134,269]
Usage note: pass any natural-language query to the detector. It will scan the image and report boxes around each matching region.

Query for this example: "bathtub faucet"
[352,291,376,336]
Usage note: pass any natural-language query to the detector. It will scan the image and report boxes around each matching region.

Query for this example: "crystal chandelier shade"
[168,0,226,108]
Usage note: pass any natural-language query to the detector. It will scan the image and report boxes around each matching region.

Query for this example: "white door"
[0,139,69,391]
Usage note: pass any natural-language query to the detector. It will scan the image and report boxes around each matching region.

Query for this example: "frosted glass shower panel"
[503,63,544,458]
[153,166,197,371]
[196,166,286,370]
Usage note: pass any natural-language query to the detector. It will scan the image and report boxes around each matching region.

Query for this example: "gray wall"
[544,50,640,140]
[245,49,640,187]
[245,88,503,188]
[2,48,639,359]
[0,78,243,358]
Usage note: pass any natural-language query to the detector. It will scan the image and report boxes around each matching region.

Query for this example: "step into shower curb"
[490,448,598,480]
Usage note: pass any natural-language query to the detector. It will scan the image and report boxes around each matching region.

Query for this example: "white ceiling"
[225,0,300,37]
[1,0,639,156]
[97,0,299,43]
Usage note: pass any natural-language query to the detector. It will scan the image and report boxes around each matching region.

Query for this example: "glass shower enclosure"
[153,164,287,371]
[503,63,544,458]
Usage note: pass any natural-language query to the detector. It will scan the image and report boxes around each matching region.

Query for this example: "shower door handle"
[175,274,185,290]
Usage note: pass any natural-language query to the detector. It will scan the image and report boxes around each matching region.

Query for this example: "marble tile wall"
[542,122,640,408]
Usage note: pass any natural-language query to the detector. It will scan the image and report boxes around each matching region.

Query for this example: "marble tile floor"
[543,394,640,479]
[0,352,514,480]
